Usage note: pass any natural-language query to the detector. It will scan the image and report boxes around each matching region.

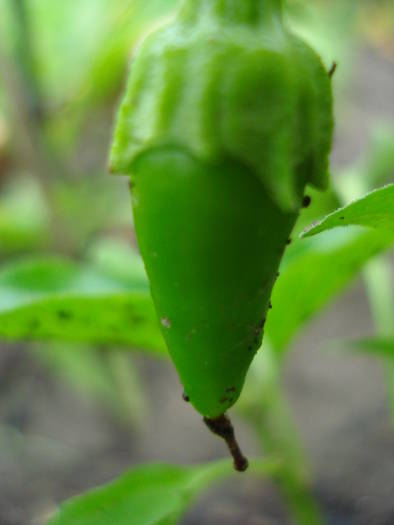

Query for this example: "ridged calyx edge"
[110,0,333,211]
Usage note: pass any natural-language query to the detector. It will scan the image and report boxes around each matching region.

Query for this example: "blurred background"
[0,0,393,524]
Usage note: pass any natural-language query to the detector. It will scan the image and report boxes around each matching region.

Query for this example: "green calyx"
[110,0,333,210]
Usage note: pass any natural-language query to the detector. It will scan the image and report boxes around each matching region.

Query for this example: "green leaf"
[0,257,165,354]
[349,337,394,358]
[301,184,394,238]
[362,126,394,187]
[266,229,393,354]
[46,459,277,525]
[87,237,147,285]
[0,177,50,253]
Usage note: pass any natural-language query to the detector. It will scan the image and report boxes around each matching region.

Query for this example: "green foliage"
[302,184,394,238]
[0,226,391,365]
[47,459,278,525]
[348,338,394,358]
[362,127,394,187]
[0,177,50,253]
[0,256,164,353]
[267,228,393,353]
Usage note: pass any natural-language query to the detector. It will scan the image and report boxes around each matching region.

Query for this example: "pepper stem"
[203,414,249,472]
[179,0,283,25]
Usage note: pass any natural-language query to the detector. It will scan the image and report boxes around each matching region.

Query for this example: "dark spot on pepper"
[302,195,312,208]
[28,319,40,331]
[123,307,144,324]
[248,345,253,351]
[57,310,72,321]
[182,391,190,402]
[226,386,236,393]
[268,301,273,309]
[339,216,345,220]
[286,238,292,245]
[220,396,230,404]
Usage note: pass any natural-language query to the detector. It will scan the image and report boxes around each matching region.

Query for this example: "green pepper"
[110,0,333,469]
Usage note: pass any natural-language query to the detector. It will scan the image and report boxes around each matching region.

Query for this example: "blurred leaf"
[286,0,357,74]
[87,237,146,285]
[47,459,277,525]
[1,0,179,120]
[302,184,394,238]
[53,176,132,250]
[0,256,165,353]
[267,229,393,354]
[363,126,394,187]
[349,337,394,358]
[0,177,50,253]
[52,0,180,149]
[79,0,179,106]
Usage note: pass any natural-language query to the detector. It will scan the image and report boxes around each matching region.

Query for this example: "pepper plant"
[0,1,393,524]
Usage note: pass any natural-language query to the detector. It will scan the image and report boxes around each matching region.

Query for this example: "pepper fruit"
[110,0,333,469]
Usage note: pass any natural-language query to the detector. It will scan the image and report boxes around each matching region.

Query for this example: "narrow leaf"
[267,229,393,354]
[350,337,394,358]
[0,257,165,353]
[301,184,394,238]
[46,459,278,525]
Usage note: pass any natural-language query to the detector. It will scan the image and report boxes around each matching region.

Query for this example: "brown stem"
[203,414,249,472]
[328,61,337,79]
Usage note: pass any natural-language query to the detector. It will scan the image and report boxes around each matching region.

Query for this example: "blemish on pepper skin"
[182,391,190,402]
[57,310,72,321]
[302,195,312,208]
[185,328,197,341]
[339,216,345,220]
[226,386,236,393]
[257,279,270,296]
[28,319,40,331]
[268,301,273,310]
[286,238,292,245]
[220,396,230,404]
[161,317,171,329]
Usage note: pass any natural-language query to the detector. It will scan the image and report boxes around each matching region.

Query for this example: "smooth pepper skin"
[110,0,334,418]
